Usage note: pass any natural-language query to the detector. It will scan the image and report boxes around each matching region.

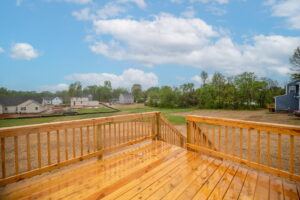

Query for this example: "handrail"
[186,115,300,182]
[0,112,159,186]
[159,114,186,148]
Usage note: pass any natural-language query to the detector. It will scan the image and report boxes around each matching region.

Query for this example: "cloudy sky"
[0,0,299,91]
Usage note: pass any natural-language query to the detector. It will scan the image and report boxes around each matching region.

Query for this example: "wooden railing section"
[0,112,187,186]
[158,114,186,148]
[186,115,300,182]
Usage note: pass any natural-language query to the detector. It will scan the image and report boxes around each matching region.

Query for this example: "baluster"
[267,132,270,167]
[1,137,6,178]
[205,124,209,148]
[80,127,83,156]
[72,128,76,158]
[290,135,294,174]
[248,129,251,161]
[131,121,133,141]
[14,136,19,174]
[109,123,112,148]
[65,129,68,160]
[278,134,281,169]
[239,128,243,159]
[26,134,31,171]
[87,126,90,154]
[134,120,137,141]
[232,127,235,156]
[93,124,96,152]
[57,130,60,163]
[103,124,106,149]
[114,123,117,146]
[212,126,215,151]
[225,126,228,153]
[37,133,41,168]
[47,132,51,165]
[218,126,221,152]
[123,122,125,143]
[257,130,260,164]
[118,122,120,145]
[195,123,199,146]
[200,124,203,146]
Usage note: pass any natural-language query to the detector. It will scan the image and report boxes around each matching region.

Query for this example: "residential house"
[52,97,63,106]
[70,95,99,107]
[275,79,300,111]
[119,93,134,104]
[0,96,47,114]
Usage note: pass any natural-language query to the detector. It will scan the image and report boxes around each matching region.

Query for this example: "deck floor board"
[0,141,298,200]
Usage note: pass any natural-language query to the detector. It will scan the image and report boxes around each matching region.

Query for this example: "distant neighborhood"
[0,93,134,115]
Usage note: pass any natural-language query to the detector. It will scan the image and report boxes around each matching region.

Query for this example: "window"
[21,107,26,111]
[35,107,38,110]
[5,107,7,111]
[289,85,296,93]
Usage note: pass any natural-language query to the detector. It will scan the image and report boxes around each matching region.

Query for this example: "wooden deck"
[0,141,299,200]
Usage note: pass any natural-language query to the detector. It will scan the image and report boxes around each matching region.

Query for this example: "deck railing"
[158,114,186,148]
[186,115,300,182]
[0,112,187,186]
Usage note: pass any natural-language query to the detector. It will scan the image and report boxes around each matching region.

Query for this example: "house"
[119,93,134,104]
[42,97,53,105]
[0,96,47,114]
[275,79,300,111]
[51,97,63,106]
[70,95,99,107]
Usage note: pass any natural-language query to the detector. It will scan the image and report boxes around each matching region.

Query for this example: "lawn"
[0,105,193,128]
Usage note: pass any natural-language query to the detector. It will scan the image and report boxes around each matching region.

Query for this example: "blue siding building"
[275,79,300,111]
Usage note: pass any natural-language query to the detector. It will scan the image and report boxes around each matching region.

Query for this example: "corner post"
[156,112,161,141]
[186,120,191,150]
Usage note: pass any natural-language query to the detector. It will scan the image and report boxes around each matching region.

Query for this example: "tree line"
[0,71,285,110]
[1,45,300,110]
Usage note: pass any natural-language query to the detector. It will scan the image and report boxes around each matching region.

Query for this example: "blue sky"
[0,0,299,91]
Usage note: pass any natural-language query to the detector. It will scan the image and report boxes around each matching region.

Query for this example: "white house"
[119,93,134,104]
[52,97,63,106]
[0,97,47,114]
[70,96,99,107]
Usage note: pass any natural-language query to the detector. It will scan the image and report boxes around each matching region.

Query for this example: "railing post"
[186,120,191,150]
[156,112,161,140]
[95,122,102,160]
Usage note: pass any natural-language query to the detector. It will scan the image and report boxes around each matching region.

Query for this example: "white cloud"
[181,6,196,18]
[190,0,229,4]
[0,47,4,53]
[10,43,40,60]
[64,0,92,4]
[97,3,126,19]
[65,68,158,89]
[72,3,126,21]
[39,83,69,92]
[88,14,300,77]
[267,0,300,29]
[206,5,227,16]
[72,8,93,21]
[118,0,147,8]
[192,75,202,84]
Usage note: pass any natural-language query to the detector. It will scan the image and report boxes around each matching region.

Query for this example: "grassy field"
[1,104,299,128]
[0,105,193,128]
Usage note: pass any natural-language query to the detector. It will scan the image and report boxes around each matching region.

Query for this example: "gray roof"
[0,96,43,106]
[120,93,133,98]
[287,79,300,86]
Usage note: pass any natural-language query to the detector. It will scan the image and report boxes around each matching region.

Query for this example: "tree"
[131,84,142,102]
[68,81,82,97]
[290,46,300,80]
[200,71,208,85]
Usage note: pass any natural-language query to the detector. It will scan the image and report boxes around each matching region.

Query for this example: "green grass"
[77,107,115,114]
[0,106,195,128]
[0,112,116,128]
[166,116,186,124]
